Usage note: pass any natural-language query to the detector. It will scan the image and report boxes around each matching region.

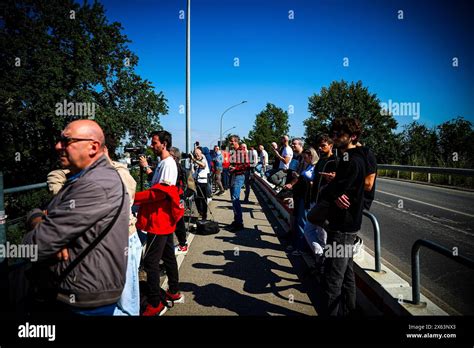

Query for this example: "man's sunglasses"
[58,136,97,146]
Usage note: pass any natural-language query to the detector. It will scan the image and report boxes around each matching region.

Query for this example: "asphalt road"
[359,178,474,315]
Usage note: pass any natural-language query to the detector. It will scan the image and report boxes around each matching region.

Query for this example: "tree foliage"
[304,80,399,163]
[399,122,439,165]
[0,0,168,187]
[247,103,290,151]
[437,117,474,168]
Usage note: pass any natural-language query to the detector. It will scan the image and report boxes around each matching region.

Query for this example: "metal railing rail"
[378,164,474,176]
[411,239,474,305]
[378,164,474,184]
[0,172,47,263]
[362,210,381,272]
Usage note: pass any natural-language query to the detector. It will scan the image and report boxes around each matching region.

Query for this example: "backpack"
[195,220,220,235]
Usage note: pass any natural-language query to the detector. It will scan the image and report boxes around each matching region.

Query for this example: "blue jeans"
[244,170,251,201]
[114,232,143,316]
[293,197,311,252]
[230,174,245,223]
[72,303,118,316]
[222,168,230,189]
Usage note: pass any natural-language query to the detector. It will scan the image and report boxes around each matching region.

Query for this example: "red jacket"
[134,183,184,235]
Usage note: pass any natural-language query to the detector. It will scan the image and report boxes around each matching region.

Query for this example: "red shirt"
[222,150,231,169]
[229,146,250,175]
[134,183,184,235]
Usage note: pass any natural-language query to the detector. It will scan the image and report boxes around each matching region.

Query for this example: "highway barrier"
[411,239,474,305]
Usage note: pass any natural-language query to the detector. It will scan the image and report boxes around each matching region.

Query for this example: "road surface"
[360,178,474,315]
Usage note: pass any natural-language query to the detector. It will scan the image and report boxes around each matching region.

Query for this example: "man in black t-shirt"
[319,117,367,317]
[357,144,377,210]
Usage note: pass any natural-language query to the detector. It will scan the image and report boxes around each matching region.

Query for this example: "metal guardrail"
[378,164,474,176]
[378,164,474,183]
[411,239,474,305]
[363,210,381,272]
[0,172,47,263]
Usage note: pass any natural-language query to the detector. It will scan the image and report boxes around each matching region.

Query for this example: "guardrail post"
[410,172,414,181]
[363,210,381,272]
[411,241,421,304]
[0,171,6,264]
[396,170,400,179]
[448,175,452,185]
[427,173,431,183]
[0,172,8,310]
[411,239,474,306]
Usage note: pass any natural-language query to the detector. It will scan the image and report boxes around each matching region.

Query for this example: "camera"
[181,152,194,159]
[124,146,152,166]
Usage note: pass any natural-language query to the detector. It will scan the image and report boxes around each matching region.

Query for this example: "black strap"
[56,174,126,285]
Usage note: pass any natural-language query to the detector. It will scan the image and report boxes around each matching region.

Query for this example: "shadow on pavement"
[179,281,308,316]
[192,249,311,306]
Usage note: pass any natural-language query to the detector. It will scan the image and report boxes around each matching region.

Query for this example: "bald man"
[24,120,130,316]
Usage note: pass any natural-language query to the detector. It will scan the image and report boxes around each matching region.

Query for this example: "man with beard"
[137,131,184,316]
[318,117,367,317]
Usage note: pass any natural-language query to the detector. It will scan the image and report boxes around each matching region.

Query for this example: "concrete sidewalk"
[166,184,318,316]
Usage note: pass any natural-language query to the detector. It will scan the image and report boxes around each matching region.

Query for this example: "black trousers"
[321,231,358,316]
[174,217,187,247]
[195,182,208,220]
[143,233,179,307]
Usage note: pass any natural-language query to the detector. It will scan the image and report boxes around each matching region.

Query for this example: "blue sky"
[100,0,474,150]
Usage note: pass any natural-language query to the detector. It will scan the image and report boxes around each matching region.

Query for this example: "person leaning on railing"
[23,120,129,317]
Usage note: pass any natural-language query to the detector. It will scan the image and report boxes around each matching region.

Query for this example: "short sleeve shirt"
[279,146,294,170]
[151,156,178,186]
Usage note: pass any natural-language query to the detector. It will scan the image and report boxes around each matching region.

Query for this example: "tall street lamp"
[185,0,191,154]
[219,101,247,147]
[211,126,235,148]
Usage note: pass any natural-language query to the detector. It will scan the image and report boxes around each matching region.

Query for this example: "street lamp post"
[219,101,247,147]
[211,126,235,148]
[185,0,191,154]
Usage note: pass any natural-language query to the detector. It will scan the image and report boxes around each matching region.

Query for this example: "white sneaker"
[175,244,189,255]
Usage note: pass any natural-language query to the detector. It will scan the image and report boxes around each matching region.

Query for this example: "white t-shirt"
[260,150,269,166]
[250,149,259,167]
[279,146,293,170]
[151,155,178,186]
[193,156,210,183]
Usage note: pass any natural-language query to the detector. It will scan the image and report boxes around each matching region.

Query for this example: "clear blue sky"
[100,0,474,150]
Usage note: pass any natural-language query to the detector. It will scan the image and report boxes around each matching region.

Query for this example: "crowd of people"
[19,116,376,318]
[260,117,377,316]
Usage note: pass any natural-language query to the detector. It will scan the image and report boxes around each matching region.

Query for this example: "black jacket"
[321,147,367,233]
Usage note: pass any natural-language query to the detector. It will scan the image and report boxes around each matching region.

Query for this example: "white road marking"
[373,200,473,238]
[375,190,474,218]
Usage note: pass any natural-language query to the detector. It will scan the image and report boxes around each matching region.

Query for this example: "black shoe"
[217,190,225,196]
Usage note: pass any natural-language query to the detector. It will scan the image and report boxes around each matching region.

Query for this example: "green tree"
[304,80,399,163]
[437,117,474,168]
[247,103,290,151]
[0,0,168,187]
[400,122,439,165]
